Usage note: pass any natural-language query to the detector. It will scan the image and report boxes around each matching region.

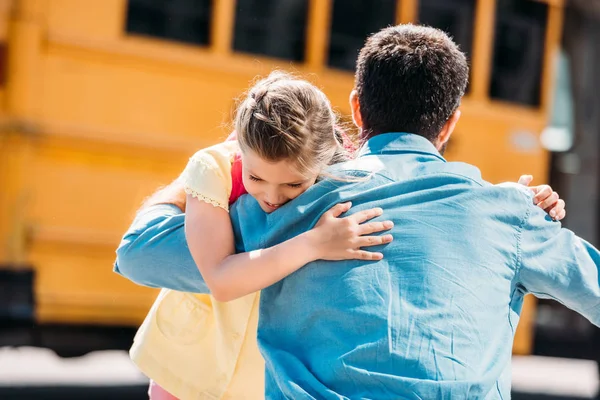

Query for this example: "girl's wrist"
[298,229,324,262]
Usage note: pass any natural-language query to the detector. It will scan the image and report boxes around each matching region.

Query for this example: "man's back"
[231,133,600,399]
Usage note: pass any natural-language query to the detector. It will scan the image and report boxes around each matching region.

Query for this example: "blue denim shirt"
[116,133,600,399]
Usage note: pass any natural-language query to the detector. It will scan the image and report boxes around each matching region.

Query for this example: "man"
[116,25,597,399]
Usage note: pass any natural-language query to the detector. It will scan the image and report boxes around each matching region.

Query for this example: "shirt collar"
[358,132,445,162]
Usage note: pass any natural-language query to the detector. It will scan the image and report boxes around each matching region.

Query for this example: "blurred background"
[0,0,598,399]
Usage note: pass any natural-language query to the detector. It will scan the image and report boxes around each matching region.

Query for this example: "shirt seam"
[499,196,529,399]
[362,148,446,161]
[514,202,532,286]
[496,379,505,400]
[508,197,532,334]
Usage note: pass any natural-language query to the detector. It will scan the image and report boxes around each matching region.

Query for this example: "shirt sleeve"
[114,204,210,294]
[517,204,600,326]
[180,147,232,211]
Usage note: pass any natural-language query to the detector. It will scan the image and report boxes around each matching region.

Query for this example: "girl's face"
[241,149,319,213]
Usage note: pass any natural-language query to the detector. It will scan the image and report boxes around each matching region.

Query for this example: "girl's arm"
[185,196,393,302]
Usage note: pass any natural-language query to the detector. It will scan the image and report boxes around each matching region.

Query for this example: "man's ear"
[435,109,461,151]
[349,90,363,129]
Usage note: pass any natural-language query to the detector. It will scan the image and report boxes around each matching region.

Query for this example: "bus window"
[490,0,548,107]
[417,0,475,65]
[328,0,397,71]
[233,0,309,62]
[125,0,212,46]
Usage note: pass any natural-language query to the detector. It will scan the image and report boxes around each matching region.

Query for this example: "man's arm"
[518,203,600,325]
[114,180,210,293]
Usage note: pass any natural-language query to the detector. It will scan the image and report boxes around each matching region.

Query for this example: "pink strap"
[225,131,248,204]
[229,152,248,204]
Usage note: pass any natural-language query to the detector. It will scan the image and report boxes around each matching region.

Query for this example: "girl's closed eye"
[287,183,303,188]
[249,175,262,182]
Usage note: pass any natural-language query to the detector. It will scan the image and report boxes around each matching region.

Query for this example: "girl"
[183,72,395,304]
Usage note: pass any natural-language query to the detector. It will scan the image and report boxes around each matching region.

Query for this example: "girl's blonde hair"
[235,71,347,177]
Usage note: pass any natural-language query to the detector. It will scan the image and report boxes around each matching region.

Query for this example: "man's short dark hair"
[355,24,469,141]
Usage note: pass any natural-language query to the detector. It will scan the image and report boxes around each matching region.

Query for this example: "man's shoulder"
[495,181,535,199]
[431,163,535,212]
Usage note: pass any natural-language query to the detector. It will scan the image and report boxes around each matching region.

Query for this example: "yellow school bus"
[0,0,564,355]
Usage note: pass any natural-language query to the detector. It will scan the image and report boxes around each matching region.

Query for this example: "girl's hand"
[310,202,394,261]
[518,175,566,221]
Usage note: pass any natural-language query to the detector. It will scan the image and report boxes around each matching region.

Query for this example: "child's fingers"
[350,207,384,224]
[348,250,384,261]
[356,234,394,248]
[554,208,566,221]
[518,175,534,186]
[532,185,552,203]
[547,199,566,221]
[326,202,352,218]
[358,220,394,235]
[537,191,559,211]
